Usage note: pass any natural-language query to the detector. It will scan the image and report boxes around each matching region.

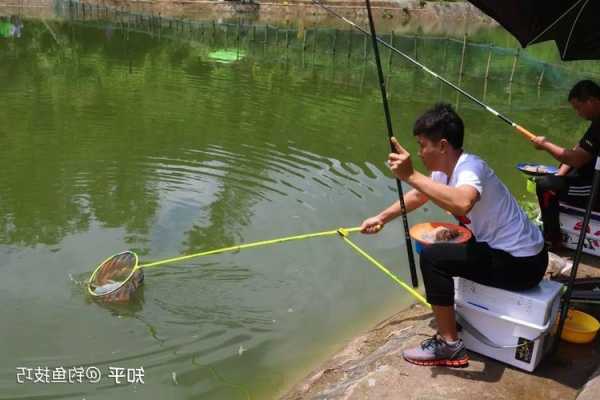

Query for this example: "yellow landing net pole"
[138,225,430,308]
[140,227,362,269]
[336,228,431,308]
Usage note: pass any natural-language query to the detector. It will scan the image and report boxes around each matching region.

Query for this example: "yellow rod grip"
[514,124,536,141]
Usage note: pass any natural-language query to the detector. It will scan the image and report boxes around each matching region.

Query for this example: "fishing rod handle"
[514,124,536,141]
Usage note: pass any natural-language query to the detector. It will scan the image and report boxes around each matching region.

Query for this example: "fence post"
[388,30,394,69]
[458,33,467,81]
[302,30,307,66]
[387,73,393,101]
[484,44,493,81]
[126,10,130,40]
[437,36,449,97]
[483,44,493,100]
[414,34,418,60]
[537,64,545,87]
[509,48,520,85]
[313,29,318,65]
[347,29,353,60]
[237,19,242,56]
[303,29,307,50]
[456,32,468,109]
[332,29,337,56]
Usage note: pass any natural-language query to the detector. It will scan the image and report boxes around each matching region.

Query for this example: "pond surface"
[0,5,590,399]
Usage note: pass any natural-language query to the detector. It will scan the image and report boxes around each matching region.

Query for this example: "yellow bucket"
[561,309,600,344]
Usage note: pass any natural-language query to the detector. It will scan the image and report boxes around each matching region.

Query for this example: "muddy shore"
[1,0,497,36]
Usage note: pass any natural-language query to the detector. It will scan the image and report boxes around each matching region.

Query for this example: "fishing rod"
[364,0,419,288]
[312,0,537,142]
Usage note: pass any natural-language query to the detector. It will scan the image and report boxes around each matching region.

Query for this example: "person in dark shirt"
[532,80,600,249]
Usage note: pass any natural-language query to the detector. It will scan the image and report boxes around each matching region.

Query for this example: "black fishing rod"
[312,0,537,142]
[363,0,419,288]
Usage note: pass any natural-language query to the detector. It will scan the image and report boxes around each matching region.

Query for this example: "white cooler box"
[559,202,600,257]
[455,277,563,372]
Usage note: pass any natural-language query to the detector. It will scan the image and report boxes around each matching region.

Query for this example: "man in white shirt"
[360,103,547,367]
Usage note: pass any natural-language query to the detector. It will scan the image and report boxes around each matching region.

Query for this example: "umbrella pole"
[364,0,419,288]
[552,156,600,354]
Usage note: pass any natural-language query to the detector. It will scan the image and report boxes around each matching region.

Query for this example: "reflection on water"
[207,49,246,64]
[0,4,591,400]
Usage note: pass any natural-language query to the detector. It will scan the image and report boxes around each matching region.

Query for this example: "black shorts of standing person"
[532,80,600,250]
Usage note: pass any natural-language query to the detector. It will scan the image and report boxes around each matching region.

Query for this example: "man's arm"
[387,137,480,217]
[360,189,428,233]
[379,189,429,223]
[556,163,572,176]
[532,137,592,169]
[406,172,479,216]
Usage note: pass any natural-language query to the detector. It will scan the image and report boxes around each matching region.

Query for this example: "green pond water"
[0,4,594,399]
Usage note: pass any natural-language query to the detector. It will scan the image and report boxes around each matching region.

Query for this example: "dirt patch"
[9,0,497,36]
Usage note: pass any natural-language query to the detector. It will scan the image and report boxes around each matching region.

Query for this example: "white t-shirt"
[431,153,544,257]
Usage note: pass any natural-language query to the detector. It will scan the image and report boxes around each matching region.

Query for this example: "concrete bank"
[578,368,600,400]
[281,253,600,400]
[280,303,600,400]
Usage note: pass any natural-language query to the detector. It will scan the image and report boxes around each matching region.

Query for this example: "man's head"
[568,80,600,120]
[413,103,463,171]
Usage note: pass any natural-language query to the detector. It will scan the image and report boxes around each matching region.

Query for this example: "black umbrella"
[468,0,600,60]
[468,0,600,351]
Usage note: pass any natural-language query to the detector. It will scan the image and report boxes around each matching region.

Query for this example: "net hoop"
[87,251,139,298]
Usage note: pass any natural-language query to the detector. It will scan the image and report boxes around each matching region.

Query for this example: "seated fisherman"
[531,80,600,250]
[360,103,547,367]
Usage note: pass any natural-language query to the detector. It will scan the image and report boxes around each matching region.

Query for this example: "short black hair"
[568,80,600,102]
[413,103,464,149]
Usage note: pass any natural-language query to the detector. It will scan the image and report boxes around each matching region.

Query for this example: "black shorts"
[418,239,548,306]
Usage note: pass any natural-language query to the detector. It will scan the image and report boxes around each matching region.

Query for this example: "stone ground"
[281,250,600,400]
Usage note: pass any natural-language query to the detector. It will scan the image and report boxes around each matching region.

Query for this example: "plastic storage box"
[455,278,563,372]
[559,202,600,257]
